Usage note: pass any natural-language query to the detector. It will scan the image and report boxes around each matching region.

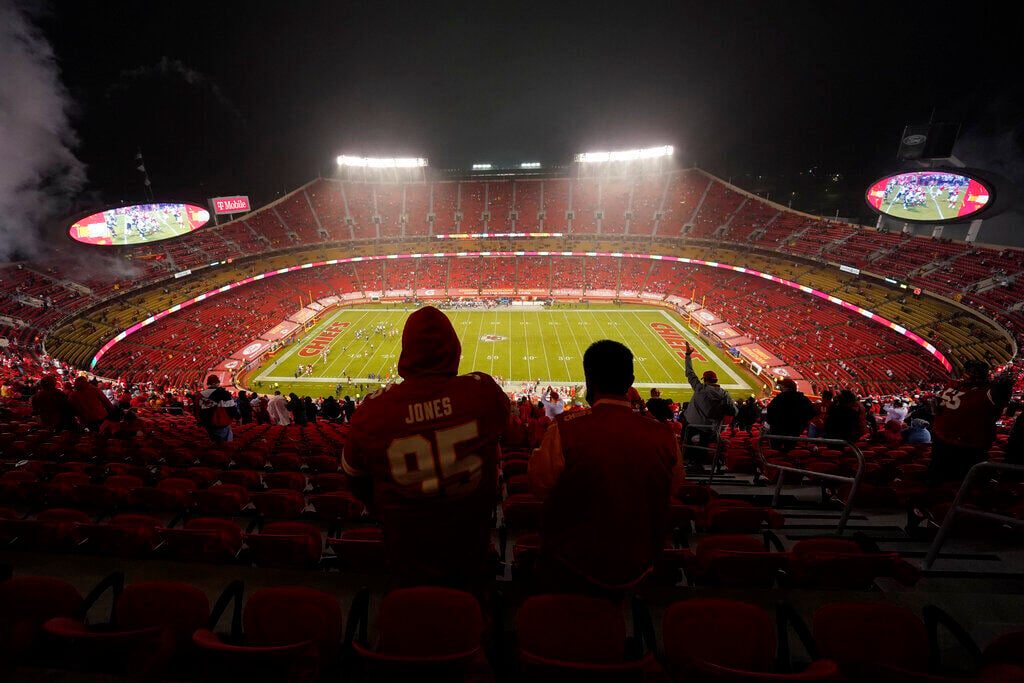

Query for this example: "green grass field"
[247,304,759,401]
[880,189,960,222]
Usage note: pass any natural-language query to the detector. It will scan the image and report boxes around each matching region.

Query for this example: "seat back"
[376,587,482,658]
[663,598,775,675]
[244,587,343,648]
[814,602,928,673]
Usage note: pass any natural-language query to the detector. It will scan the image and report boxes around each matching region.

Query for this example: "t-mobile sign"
[211,195,251,214]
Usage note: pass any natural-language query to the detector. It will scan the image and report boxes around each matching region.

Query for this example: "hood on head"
[73,376,90,390]
[398,306,461,380]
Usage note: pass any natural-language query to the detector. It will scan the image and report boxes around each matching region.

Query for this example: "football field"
[247,304,759,400]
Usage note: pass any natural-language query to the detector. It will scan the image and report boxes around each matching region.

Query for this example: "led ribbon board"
[90,252,953,373]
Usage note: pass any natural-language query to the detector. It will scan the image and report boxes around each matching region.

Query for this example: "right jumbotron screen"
[866,171,990,223]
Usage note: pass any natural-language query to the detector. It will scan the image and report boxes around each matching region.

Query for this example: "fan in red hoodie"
[343,306,510,597]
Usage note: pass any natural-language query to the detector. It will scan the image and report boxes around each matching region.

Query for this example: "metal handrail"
[921,461,1024,569]
[755,433,866,535]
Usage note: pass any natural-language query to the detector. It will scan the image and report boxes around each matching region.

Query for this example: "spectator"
[287,393,307,426]
[197,375,239,442]
[69,376,114,432]
[540,388,565,419]
[268,391,290,425]
[253,394,271,425]
[733,396,761,433]
[765,378,816,450]
[807,389,833,438]
[342,395,356,423]
[882,399,909,425]
[823,389,867,444]
[901,418,932,445]
[928,360,1012,486]
[343,306,510,597]
[100,408,147,439]
[529,339,685,599]
[31,374,75,431]
[236,391,253,424]
[304,396,318,423]
[683,342,737,464]
[321,395,342,422]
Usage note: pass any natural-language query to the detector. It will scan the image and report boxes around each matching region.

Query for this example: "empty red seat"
[79,513,161,556]
[250,489,307,518]
[187,483,250,515]
[311,473,348,493]
[304,455,338,474]
[0,508,90,551]
[193,586,343,681]
[327,526,388,573]
[701,500,785,533]
[352,586,488,681]
[310,492,363,521]
[245,521,322,569]
[268,453,303,472]
[785,538,919,589]
[45,581,209,677]
[814,602,928,679]
[517,593,661,680]
[682,535,787,588]
[663,598,838,682]
[219,469,263,490]
[264,471,307,492]
[0,576,84,664]
[159,518,243,563]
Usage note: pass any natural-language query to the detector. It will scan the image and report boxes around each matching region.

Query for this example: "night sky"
[39,1,1024,225]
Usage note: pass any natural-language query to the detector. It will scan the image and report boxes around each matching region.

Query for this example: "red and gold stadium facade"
[31,169,1020,394]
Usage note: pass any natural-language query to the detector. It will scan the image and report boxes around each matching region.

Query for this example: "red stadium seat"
[0,576,84,664]
[327,526,388,573]
[159,518,243,563]
[682,535,787,588]
[193,586,344,682]
[250,489,307,518]
[517,593,662,680]
[663,598,839,682]
[245,521,322,569]
[352,586,488,681]
[45,581,209,677]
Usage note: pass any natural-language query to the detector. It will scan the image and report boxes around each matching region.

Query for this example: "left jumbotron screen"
[69,203,211,246]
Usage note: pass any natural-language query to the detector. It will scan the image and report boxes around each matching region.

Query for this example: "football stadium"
[1,3,1023,681]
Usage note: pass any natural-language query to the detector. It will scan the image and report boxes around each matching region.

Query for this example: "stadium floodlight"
[472,163,493,170]
[520,162,541,169]
[575,145,674,163]
[336,155,428,168]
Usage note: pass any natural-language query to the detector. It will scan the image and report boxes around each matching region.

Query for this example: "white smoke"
[0,0,86,261]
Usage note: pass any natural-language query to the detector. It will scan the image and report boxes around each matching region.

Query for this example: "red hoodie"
[69,377,114,424]
[343,306,510,592]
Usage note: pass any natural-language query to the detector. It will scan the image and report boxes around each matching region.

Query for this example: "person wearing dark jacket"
[304,396,318,423]
[236,391,253,424]
[197,375,240,442]
[824,389,868,444]
[764,378,816,450]
[321,395,342,422]
[733,396,761,433]
[288,393,307,426]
